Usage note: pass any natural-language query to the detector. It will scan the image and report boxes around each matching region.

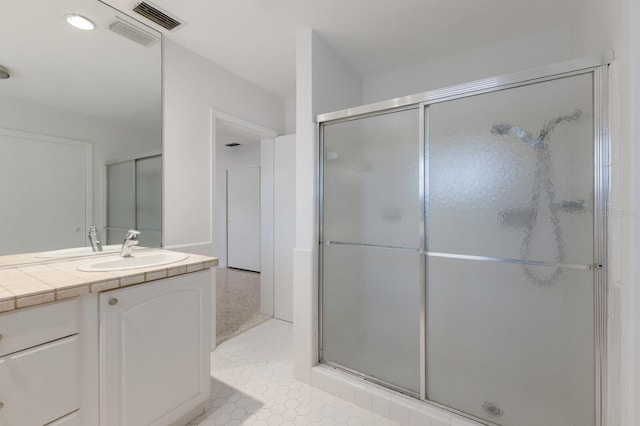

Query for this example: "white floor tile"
[190,319,397,425]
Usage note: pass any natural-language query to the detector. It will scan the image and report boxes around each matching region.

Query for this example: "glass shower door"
[321,108,422,394]
[106,155,162,247]
[426,73,596,426]
[136,155,162,247]
[106,160,136,244]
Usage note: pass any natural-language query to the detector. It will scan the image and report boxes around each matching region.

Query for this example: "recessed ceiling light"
[66,14,96,31]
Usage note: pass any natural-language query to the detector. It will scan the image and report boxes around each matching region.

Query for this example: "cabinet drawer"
[0,299,78,356]
[0,335,79,426]
[45,411,79,426]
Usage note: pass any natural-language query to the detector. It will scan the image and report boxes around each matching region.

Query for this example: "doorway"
[213,111,296,339]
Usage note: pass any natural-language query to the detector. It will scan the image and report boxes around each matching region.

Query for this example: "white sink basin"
[36,245,122,259]
[77,251,189,272]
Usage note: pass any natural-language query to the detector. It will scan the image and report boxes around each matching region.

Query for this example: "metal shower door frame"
[317,52,611,426]
[105,153,163,238]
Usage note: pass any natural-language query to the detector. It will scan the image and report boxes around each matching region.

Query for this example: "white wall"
[285,97,296,134]
[162,40,285,351]
[294,28,363,376]
[214,137,261,267]
[363,26,575,103]
[626,1,639,424]
[274,134,296,322]
[162,39,285,255]
[260,138,275,316]
[0,94,160,237]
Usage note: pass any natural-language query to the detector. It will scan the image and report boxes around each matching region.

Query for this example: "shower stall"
[318,56,609,426]
[106,154,162,248]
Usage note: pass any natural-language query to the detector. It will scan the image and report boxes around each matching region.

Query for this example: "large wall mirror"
[0,0,162,263]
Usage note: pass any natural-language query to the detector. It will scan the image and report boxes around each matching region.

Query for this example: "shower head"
[491,124,512,136]
[537,109,582,142]
[491,123,537,146]
[491,109,583,147]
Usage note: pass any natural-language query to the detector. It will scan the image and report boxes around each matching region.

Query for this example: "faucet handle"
[120,229,140,258]
[125,229,141,239]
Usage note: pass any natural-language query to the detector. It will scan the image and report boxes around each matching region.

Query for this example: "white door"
[274,135,296,322]
[227,166,261,271]
[0,128,90,255]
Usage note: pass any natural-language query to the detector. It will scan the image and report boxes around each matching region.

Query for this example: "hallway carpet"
[216,267,271,344]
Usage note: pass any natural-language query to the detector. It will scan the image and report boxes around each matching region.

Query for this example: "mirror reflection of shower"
[106,154,162,248]
[491,110,586,285]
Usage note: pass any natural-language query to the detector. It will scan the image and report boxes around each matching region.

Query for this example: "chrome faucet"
[120,229,140,258]
[88,226,103,252]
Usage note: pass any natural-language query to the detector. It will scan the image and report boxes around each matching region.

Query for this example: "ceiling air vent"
[107,17,160,47]
[131,1,184,31]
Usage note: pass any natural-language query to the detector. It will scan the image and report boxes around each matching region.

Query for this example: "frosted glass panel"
[323,109,420,249]
[426,256,594,426]
[107,228,127,245]
[106,157,162,247]
[322,244,420,393]
[136,156,162,248]
[429,74,594,264]
[107,161,135,233]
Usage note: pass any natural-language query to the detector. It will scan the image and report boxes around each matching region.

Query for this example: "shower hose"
[490,110,584,285]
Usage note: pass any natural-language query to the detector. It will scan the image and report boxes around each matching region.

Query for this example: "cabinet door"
[100,271,211,426]
[0,336,79,426]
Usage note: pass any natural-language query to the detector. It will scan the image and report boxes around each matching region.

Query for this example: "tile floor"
[190,319,398,425]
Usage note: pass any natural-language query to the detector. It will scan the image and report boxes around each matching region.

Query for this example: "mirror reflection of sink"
[36,245,122,259]
[77,251,189,272]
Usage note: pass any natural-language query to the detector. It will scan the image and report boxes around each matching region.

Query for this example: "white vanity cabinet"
[99,270,211,426]
[0,299,80,426]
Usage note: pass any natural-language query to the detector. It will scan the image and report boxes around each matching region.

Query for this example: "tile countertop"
[0,250,218,313]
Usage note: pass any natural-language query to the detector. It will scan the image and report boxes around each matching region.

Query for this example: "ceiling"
[0,0,582,129]
[103,0,581,99]
[0,0,161,131]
